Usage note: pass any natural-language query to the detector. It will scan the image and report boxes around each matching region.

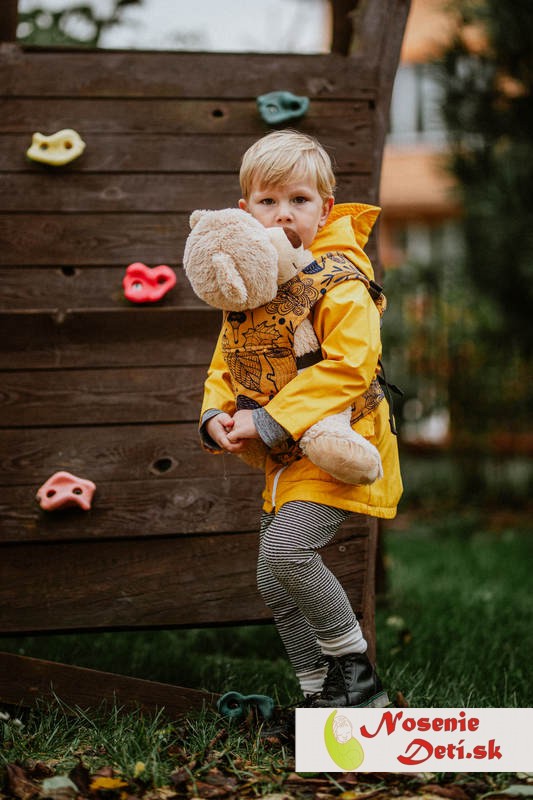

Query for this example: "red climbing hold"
[36,471,96,511]
[123,262,176,303]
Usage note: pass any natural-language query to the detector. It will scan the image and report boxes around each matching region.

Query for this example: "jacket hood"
[310,202,381,279]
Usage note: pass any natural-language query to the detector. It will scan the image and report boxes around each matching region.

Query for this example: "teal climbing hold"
[257,91,310,125]
[217,691,275,720]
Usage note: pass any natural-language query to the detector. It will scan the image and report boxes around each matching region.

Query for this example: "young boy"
[200,130,402,707]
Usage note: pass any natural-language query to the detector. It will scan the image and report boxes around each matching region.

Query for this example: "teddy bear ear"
[189,209,207,230]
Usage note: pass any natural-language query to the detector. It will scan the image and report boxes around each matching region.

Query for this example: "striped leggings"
[257,500,366,675]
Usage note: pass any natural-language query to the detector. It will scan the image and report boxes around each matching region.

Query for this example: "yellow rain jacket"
[200,203,403,519]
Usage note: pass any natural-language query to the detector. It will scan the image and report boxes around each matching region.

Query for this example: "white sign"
[295,708,533,772]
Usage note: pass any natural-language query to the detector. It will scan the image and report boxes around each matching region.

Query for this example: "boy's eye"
[292,196,308,204]
[259,198,274,205]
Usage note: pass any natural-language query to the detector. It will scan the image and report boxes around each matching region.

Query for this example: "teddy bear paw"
[300,425,383,485]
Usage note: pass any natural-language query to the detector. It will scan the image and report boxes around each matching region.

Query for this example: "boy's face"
[239,177,334,249]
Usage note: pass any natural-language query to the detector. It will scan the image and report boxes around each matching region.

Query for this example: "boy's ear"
[320,196,335,227]
[238,198,249,212]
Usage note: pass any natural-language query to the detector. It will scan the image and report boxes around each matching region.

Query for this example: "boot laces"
[322,654,357,701]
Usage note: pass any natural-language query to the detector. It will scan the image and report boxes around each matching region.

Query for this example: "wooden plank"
[0,651,217,716]
[1,211,379,267]
[0,309,221,369]
[0,173,242,211]
[0,423,251,487]
[0,265,203,311]
[0,474,265,543]
[0,522,371,630]
[0,212,184,267]
[0,48,376,98]
[0,173,371,213]
[0,133,373,175]
[0,366,206,426]
[0,99,373,138]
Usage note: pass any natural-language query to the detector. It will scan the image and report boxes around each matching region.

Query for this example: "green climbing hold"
[217,691,275,720]
[257,91,310,125]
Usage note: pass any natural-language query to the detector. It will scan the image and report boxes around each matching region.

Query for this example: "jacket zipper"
[271,465,287,508]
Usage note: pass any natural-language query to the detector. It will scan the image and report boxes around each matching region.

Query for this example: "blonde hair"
[239,130,336,201]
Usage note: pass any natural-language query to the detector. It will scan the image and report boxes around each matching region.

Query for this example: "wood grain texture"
[0,266,203,311]
[0,308,221,369]
[0,423,251,486]
[0,48,376,98]
[0,134,372,174]
[0,366,206,426]
[0,100,373,139]
[0,172,371,210]
[0,474,265,543]
[0,523,372,630]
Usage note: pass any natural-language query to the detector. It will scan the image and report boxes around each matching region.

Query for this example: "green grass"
[0,700,294,793]
[376,514,533,706]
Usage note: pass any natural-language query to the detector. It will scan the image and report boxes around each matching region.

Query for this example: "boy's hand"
[226,409,259,441]
[206,413,245,453]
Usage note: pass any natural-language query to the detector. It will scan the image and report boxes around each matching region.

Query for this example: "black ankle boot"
[311,652,389,708]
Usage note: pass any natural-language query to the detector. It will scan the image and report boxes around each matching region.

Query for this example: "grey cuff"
[199,408,224,450]
[253,407,289,447]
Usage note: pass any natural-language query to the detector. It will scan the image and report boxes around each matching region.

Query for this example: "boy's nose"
[276,203,293,222]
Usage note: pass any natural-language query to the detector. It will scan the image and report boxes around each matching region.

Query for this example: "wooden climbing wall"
[0,0,409,714]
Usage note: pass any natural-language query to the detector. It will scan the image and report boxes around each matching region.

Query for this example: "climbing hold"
[122,262,177,304]
[217,691,275,720]
[36,471,96,511]
[257,91,309,125]
[26,129,86,166]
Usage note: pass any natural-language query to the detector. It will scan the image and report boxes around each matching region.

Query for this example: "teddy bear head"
[183,208,311,311]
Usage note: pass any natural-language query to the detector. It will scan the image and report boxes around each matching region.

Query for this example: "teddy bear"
[183,207,383,485]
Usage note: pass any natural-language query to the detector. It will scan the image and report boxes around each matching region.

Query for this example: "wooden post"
[330,0,357,55]
[0,0,18,42]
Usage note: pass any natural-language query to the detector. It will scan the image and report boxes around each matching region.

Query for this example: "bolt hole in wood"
[211,108,225,117]
[61,266,76,277]
[151,457,176,475]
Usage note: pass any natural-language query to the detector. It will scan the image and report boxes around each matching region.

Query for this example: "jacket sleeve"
[264,280,382,440]
[200,325,236,421]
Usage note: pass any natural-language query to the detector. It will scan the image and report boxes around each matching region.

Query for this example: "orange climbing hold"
[36,471,96,511]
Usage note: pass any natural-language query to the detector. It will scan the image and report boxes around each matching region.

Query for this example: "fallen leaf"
[484,788,533,798]
[89,776,129,792]
[93,767,116,778]
[5,764,40,800]
[40,775,79,800]
[170,768,189,788]
[419,784,470,800]
[260,794,295,800]
[68,762,91,796]
[133,762,145,779]
[23,762,55,781]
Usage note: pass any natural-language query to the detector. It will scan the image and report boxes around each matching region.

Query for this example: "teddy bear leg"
[299,408,383,485]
